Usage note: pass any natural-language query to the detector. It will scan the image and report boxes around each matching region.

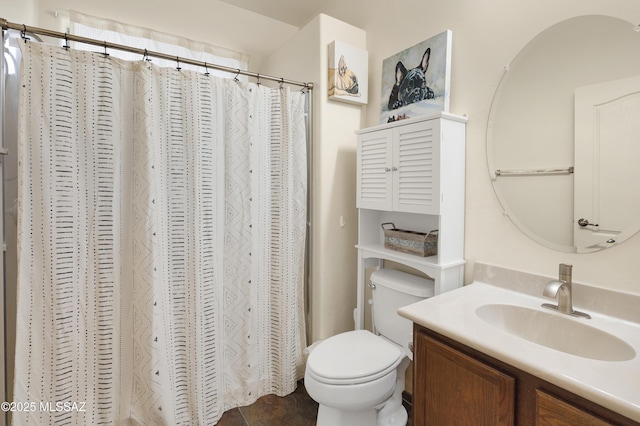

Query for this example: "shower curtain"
[13,41,307,425]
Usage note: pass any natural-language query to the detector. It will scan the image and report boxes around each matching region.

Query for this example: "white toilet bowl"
[304,330,410,426]
[304,269,435,426]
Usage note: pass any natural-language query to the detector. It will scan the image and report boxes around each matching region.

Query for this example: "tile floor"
[216,381,318,426]
[216,380,413,426]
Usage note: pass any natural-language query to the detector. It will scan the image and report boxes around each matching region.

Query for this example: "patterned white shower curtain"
[14,41,307,425]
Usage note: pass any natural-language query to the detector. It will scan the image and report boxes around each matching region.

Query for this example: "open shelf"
[356,243,465,271]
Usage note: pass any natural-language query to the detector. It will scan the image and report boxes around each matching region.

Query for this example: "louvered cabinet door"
[393,120,440,214]
[356,130,393,210]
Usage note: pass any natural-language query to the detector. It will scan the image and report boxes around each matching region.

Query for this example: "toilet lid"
[307,330,402,385]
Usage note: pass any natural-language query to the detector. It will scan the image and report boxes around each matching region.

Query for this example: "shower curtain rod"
[0,18,314,90]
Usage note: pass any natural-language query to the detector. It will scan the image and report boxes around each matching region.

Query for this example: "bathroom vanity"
[399,263,640,425]
[413,326,637,425]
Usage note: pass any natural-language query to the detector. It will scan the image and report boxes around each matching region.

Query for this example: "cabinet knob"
[385,167,391,172]
[392,167,398,171]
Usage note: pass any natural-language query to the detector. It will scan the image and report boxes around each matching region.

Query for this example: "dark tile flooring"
[216,380,413,426]
[216,381,318,426]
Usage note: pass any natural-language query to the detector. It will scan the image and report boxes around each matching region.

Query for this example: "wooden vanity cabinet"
[535,389,612,426]
[413,325,640,426]
[413,331,515,425]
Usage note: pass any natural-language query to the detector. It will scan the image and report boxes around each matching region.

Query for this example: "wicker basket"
[381,223,438,257]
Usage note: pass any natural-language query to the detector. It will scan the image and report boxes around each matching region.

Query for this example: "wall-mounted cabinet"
[357,119,442,214]
[355,112,467,329]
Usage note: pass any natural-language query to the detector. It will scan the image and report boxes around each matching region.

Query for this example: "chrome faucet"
[542,263,591,319]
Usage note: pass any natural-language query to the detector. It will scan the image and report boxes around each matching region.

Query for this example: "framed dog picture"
[328,41,368,105]
[380,30,452,123]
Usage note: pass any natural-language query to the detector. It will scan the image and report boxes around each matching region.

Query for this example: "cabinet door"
[393,120,440,214]
[536,390,613,426]
[357,130,393,210]
[414,332,515,426]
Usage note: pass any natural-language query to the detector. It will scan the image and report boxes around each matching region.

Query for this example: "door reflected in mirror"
[487,15,640,253]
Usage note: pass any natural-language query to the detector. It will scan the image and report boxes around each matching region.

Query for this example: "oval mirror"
[487,15,640,253]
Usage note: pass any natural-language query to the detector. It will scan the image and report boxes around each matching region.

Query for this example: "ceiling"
[218,0,327,27]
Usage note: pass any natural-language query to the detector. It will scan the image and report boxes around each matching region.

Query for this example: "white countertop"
[398,277,640,422]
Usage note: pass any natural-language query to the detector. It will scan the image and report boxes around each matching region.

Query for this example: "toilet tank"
[370,269,434,347]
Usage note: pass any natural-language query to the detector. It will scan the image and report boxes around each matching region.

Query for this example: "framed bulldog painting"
[380,30,452,123]
[328,41,368,105]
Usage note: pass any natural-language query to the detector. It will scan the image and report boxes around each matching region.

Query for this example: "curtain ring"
[176,56,181,71]
[234,69,240,82]
[103,41,109,57]
[256,73,261,86]
[21,24,30,43]
[63,32,70,49]
[279,78,284,90]
[143,48,151,62]
[204,62,210,76]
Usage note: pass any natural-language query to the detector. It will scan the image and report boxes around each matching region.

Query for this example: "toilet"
[305,268,434,426]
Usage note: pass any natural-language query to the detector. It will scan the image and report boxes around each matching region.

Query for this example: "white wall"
[0,0,37,24]
[317,0,640,294]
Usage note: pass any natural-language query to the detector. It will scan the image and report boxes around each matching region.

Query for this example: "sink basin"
[475,304,636,362]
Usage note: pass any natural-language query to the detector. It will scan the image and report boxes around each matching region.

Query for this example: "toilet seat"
[306,330,402,385]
